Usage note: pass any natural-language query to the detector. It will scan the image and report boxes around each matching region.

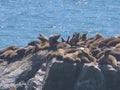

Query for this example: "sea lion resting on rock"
[98,37,116,48]
[98,49,118,69]
[63,51,81,62]
[47,48,82,62]
[115,43,120,48]
[106,38,120,47]
[78,50,96,63]
[0,46,19,55]
[69,32,80,46]
[34,42,50,51]
[98,36,120,48]
[49,34,61,50]
[38,34,49,42]
[80,33,87,41]
[28,41,41,46]
[0,50,17,59]
[57,42,71,49]
[46,49,65,61]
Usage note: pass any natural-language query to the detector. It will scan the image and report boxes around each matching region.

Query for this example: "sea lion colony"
[0,32,120,70]
[1,33,120,90]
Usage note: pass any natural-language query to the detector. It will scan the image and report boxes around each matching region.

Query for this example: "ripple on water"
[0,0,120,49]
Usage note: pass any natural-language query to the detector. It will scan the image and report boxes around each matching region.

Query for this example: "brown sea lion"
[98,49,118,69]
[107,38,120,47]
[0,46,19,55]
[95,33,103,39]
[81,50,96,62]
[63,51,81,62]
[91,48,101,58]
[38,34,48,42]
[34,42,50,51]
[66,35,70,43]
[0,50,14,59]
[24,46,35,55]
[88,42,100,50]
[69,32,80,46]
[78,53,90,63]
[98,37,116,48]
[86,33,104,48]
[109,47,120,61]
[80,33,87,41]
[115,43,120,48]
[46,49,65,62]
[100,37,116,44]
[49,34,61,50]
[0,49,18,64]
[57,42,71,49]
[28,41,41,46]
[15,48,26,58]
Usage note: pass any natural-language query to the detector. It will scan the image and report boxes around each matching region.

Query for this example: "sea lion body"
[107,38,120,47]
[0,46,19,55]
[98,50,118,69]
[49,34,61,50]
[28,41,41,46]
[38,34,48,42]
[99,37,116,48]
[63,51,81,62]
[115,43,120,48]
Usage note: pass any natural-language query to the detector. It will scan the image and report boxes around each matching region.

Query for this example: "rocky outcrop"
[0,33,120,90]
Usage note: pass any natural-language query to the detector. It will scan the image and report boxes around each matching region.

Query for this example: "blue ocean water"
[0,0,120,49]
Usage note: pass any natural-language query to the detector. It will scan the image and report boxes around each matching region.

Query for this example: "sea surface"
[0,0,120,49]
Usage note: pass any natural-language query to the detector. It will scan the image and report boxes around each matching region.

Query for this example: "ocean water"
[0,0,120,49]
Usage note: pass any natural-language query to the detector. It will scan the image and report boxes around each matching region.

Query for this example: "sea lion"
[66,35,70,43]
[91,48,101,58]
[115,43,120,48]
[0,46,19,55]
[98,37,116,48]
[16,48,26,58]
[98,49,118,69]
[0,49,18,64]
[69,32,80,46]
[95,33,103,39]
[77,41,85,46]
[34,42,50,51]
[38,34,48,42]
[80,33,87,41]
[46,49,65,61]
[24,46,35,55]
[57,42,71,49]
[86,33,104,48]
[88,42,100,50]
[107,38,120,47]
[49,34,61,50]
[81,50,96,62]
[61,37,66,42]
[109,48,120,61]
[77,52,90,63]
[28,41,41,46]
[0,50,14,59]
[63,51,81,62]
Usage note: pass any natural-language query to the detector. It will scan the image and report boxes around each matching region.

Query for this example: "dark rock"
[43,61,83,90]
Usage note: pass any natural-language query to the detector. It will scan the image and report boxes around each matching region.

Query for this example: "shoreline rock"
[0,33,120,90]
